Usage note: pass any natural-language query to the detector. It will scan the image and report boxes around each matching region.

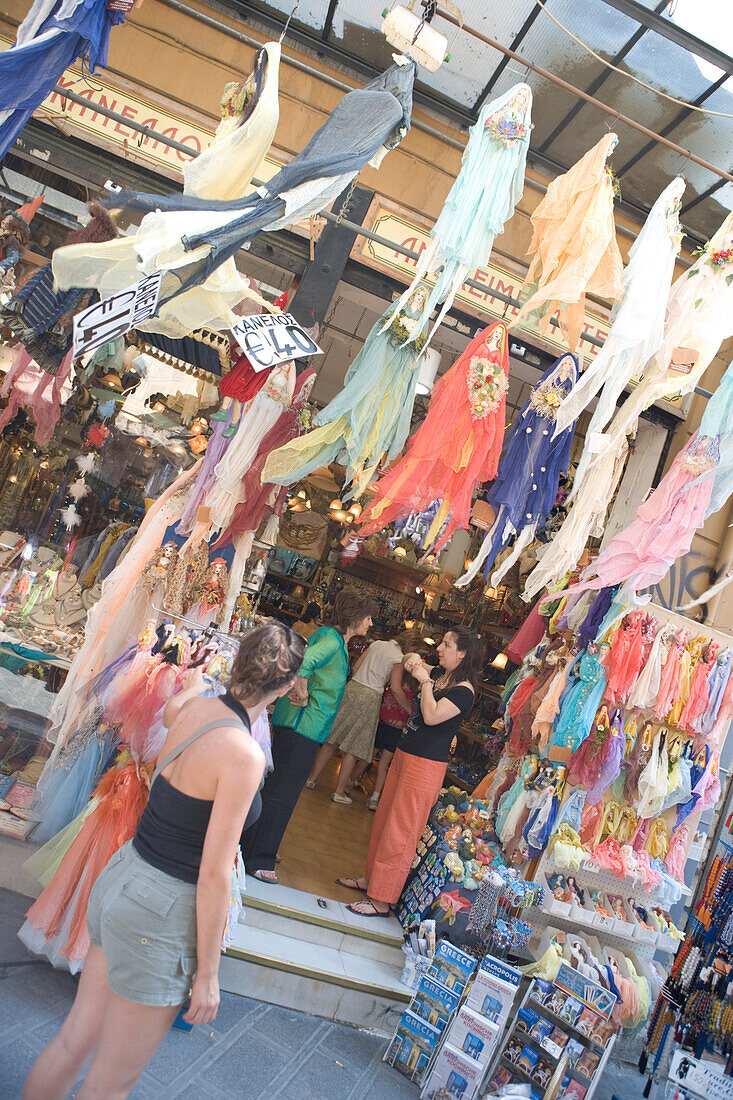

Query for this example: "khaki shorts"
[87,841,198,1006]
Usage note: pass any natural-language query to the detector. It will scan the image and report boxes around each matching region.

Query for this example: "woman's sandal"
[347,900,390,918]
[253,869,279,884]
[336,877,366,891]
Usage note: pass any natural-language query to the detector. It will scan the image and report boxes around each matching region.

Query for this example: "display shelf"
[266,571,315,589]
[511,1024,593,1083]
[445,769,473,793]
[525,996,604,1053]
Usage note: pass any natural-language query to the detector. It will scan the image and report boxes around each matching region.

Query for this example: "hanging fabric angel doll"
[359,321,510,550]
[211,368,316,628]
[180,359,296,546]
[517,133,624,352]
[586,210,733,470]
[87,60,416,332]
[456,353,578,588]
[0,0,129,164]
[553,178,684,443]
[563,359,733,598]
[384,83,531,348]
[262,286,429,497]
[51,43,282,339]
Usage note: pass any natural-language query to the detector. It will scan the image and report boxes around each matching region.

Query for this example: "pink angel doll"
[680,641,719,731]
[665,824,689,882]
[655,629,690,718]
[604,612,644,705]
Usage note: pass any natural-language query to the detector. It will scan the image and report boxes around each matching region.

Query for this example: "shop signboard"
[231,312,323,370]
[72,272,162,357]
[553,963,616,1020]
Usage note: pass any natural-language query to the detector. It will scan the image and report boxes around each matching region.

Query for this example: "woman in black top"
[23,622,304,1100]
[338,628,482,917]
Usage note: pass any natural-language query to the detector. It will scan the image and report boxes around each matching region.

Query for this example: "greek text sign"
[232,313,323,370]
[73,272,162,357]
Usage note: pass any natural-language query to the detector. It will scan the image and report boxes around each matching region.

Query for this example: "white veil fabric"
[554,177,685,441]
[51,42,282,338]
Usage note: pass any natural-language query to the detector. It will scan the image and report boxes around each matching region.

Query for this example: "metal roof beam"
[681,175,731,216]
[538,0,666,151]
[617,71,729,177]
[472,4,543,114]
[596,0,733,76]
[321,0,339,43]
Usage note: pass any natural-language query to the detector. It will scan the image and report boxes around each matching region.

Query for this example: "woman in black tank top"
[23,622,305,1100]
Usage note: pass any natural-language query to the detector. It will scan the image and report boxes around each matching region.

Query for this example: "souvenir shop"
[2,1,733,1096]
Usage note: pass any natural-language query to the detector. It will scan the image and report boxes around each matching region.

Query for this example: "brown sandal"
[336,877,366,892]
[347,900,390,918]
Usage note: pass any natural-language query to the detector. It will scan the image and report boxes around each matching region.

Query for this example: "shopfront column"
[288,185,374,329]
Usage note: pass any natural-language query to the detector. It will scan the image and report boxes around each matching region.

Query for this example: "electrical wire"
[533,0,733,119]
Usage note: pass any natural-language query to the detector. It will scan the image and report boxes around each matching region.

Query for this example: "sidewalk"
[0,887,645,1098]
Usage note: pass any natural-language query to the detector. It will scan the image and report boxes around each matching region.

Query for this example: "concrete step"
[221,921,411,1036]
[242,877,405,966]
[221,878,411,1035]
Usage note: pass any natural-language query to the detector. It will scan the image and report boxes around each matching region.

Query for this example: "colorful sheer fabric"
[262,293,426,496]
[695,648,732,741]
[585,710,625,805]
[458,353,578,587]
[546,647,607,754]
[45,462,201,750]
[665,824,688,882]
[0,0,127,162]
[566,431,721,596]
[0,345,74,447]
[386,83,531,347]
[517,133,623,352]
[593,211,733,461]
[213,370,316,550]
[20,754,150,971]
[605,613,645,704]
[179,360,296,546]
[52,44,281,338]
[627,623,667,710]
[680,644,718,731]
[359,322,510,550]
[549,824,585,870]
[554,177,684,437]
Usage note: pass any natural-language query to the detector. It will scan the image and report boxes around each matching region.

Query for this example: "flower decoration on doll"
[466,353,509,419]
[435,890,472,924]
[485,114,528,145]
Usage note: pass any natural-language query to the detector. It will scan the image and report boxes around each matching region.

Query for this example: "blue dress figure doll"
[457,353,578,588]
[546,644,608,755]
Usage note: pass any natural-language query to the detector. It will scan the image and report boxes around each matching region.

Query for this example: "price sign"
[73,272,162,358]
[231,312,323,371]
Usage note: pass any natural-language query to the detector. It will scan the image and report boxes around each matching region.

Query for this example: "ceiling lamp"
[288,488,311,513]
[416,346,441,395]
[381,2,463,73]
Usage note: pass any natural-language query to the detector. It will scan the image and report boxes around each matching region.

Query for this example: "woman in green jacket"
[242,589,377,882]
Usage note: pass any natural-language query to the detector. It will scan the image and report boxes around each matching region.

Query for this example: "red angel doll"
[360,320,510,551]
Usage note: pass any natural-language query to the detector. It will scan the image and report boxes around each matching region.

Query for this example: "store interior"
[0,0,733,1094]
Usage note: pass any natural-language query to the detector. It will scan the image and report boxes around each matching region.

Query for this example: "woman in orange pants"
[338,628,481,916]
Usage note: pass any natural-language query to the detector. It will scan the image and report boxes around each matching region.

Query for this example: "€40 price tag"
[231,312,323,371]
[72,272,163,359]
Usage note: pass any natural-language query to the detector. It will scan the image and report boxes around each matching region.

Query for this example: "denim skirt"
[87,840,198,1006]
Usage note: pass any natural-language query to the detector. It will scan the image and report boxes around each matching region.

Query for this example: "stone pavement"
[0,888,645,1099]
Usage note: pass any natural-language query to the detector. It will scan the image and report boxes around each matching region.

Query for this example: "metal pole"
[49,83,713,397]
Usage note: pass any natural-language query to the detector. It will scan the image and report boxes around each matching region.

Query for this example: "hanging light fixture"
[491,652,508,669]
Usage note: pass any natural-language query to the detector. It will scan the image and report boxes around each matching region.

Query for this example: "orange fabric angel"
[359,321,510,551]
[517,133,624,351]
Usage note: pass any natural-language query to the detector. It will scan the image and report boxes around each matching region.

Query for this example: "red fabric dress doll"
[360,321,510,551]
